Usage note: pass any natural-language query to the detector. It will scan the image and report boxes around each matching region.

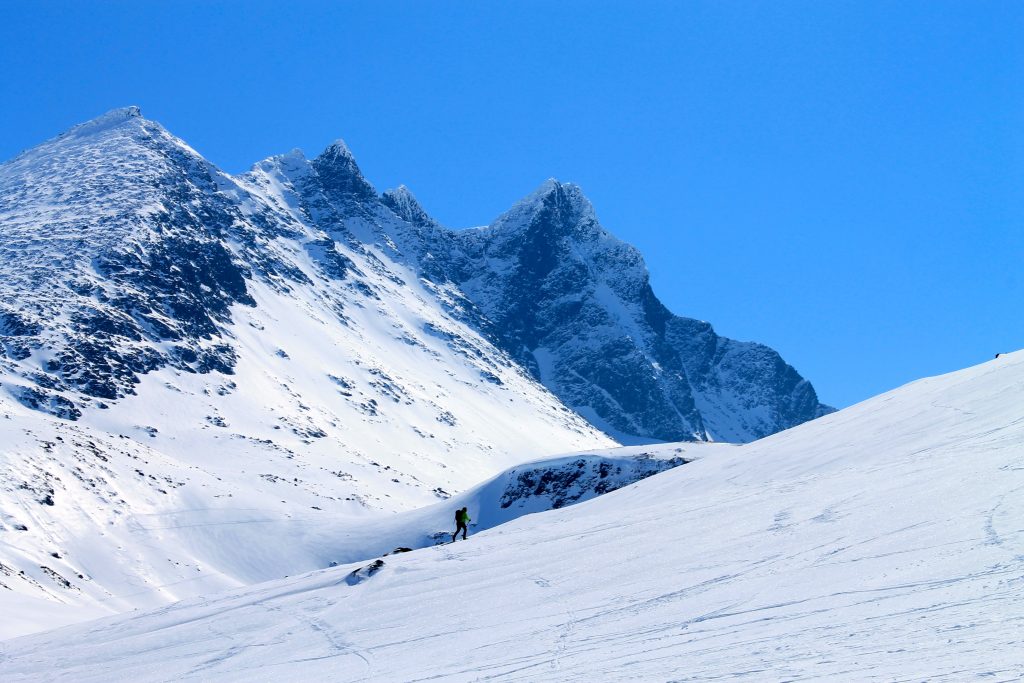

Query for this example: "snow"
[56,106,142,140]
[321,139,354,159]
[0,251,614,634]
[2,351,1020,681]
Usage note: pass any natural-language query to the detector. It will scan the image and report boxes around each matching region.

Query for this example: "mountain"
[444,179,833,442]
[242,135,833,444]
[0,108,612,632]
[0,107,828,635]
[1,352,1018,680]
[0,106,606,474]
[0,107,830,445]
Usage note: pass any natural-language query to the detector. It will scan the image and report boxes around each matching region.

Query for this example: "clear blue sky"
[2,1,1021,408]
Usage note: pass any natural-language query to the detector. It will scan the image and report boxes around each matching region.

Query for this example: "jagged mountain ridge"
[0,107,830,443]
[241,130,833,444]
[447,180,833,442]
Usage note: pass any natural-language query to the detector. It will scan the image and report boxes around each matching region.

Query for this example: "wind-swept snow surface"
[2,352,1021,681]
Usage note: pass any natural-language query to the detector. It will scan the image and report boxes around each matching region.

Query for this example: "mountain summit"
[311,138,378,204]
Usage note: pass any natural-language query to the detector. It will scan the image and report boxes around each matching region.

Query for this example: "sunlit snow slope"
[3,351,1020,681]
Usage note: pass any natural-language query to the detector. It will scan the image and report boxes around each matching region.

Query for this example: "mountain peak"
[522,178,590,211]
[489,178,596,238]
[522,177,567,201]
[311,138,376,202]
[538,177,563,191]
[248,148,308,174]
[382,184,437,228]
[59,106,145,141]
[320,138,355,162]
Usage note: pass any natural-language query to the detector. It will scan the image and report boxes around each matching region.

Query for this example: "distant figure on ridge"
[452,506,470,542]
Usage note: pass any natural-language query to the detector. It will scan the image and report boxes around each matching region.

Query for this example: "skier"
[452,506,470,542]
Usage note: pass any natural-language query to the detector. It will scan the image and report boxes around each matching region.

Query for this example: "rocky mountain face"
[240,132,833,444]
[450,181,833,442]
[373,181,833,443]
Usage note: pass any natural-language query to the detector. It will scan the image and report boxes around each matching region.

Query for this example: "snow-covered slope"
[3,351,1019,681]
[0,387,660,640]
[313,442,724,565]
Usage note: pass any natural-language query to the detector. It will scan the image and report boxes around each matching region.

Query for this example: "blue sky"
[1,1,1020,408]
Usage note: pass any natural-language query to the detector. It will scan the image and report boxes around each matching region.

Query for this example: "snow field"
[2,352,1020,681]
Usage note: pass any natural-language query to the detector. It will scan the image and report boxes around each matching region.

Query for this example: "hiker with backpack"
[452,506,470,542]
